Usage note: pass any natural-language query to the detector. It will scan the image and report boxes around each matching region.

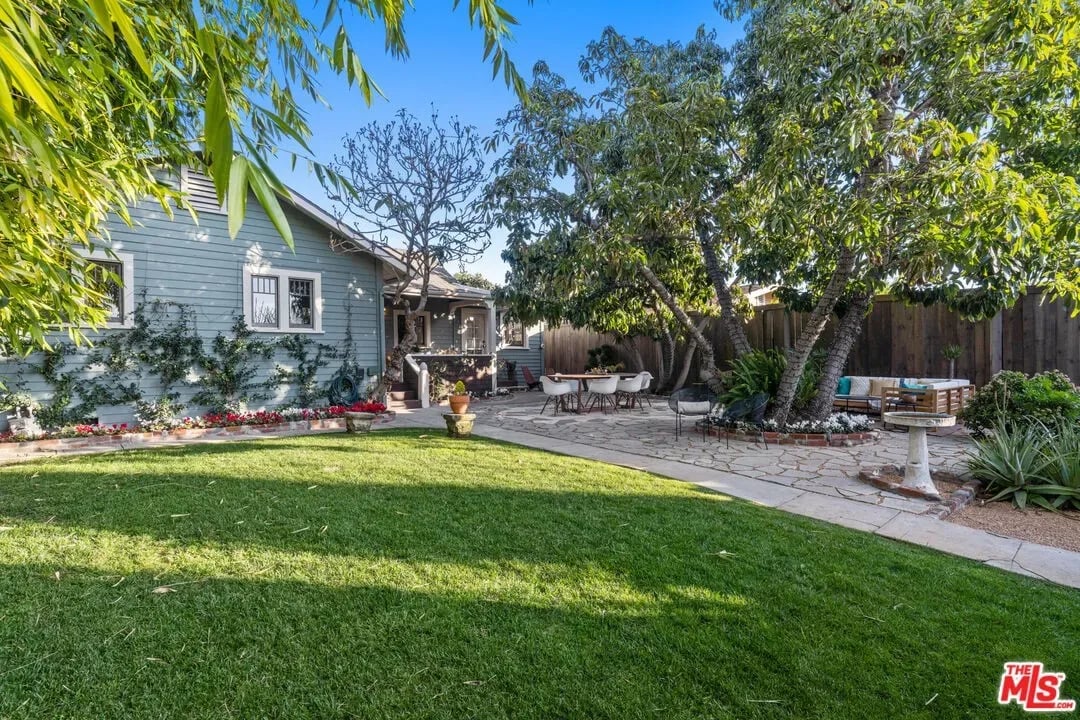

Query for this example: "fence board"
[545,290,1080,388]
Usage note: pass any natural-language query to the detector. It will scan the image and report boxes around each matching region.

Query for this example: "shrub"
[967,421,1080,510]
[960,370,1080,437]
[134,397,185,431]
[720,349,822,413]
[585,344,620,372]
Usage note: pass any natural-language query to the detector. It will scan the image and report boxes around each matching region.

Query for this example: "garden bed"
[935,475,1080,553]
[0,412,395,463]
[706,426,879,447]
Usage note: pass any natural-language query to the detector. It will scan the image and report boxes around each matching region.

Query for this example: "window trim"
[242,264,323,334]
[498,313,529,350]
[81,251,136,329]
[392,309,431,348]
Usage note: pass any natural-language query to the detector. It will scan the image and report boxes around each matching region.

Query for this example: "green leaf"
[247,165,293,250]
[227,156,248,239]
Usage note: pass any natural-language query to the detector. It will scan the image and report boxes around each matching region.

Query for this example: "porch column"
[486,298,498,393]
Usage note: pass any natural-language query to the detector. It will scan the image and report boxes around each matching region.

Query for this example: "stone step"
[388,399,423,410]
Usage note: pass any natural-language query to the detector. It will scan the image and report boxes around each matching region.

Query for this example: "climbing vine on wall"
[11,298,357,426]
[191,317,275,413]
[268,335,339,408]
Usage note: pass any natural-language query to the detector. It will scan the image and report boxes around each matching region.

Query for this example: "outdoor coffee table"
[835,394,879,414]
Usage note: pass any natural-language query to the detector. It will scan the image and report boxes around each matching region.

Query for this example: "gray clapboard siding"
[496,327,544,384]
[0,174,384,426]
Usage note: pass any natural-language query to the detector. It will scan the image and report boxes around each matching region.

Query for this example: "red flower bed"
[202,410,285,428]
[0,402,389,443]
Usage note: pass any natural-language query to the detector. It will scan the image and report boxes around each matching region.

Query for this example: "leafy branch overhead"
[0,0,528,353]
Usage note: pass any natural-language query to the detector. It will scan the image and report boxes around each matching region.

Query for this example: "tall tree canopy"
[489,30,734,387]
[494,2,1080,423]
[724,0,1080,423]
[327,110,494,396]
[0,0,526,353]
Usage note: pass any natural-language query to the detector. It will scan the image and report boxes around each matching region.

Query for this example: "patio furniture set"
[537,370,654,416]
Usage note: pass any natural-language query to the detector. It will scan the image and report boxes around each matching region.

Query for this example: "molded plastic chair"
[637,372,655,408]
[668,385,717,439]
[616,373,647,412]
[585,375,619,413]
[539,376,575,415]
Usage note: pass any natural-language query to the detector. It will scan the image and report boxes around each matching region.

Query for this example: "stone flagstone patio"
[470,393,970,515]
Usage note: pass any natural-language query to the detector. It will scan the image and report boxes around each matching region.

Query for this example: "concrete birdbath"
[882,412,956,499]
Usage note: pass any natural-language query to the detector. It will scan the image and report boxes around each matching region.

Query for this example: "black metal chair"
[668,385,717,439]
[715,392,770,447]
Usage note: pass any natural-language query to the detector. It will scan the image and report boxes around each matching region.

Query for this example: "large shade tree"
[0,0,526,354]
[489,30,743,386]
[722,0,1080,424]
[327,110,494,396]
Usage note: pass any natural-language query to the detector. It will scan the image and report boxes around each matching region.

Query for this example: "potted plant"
[1,390,41,437]
[942,344,962,380]
[344,400,377,433]
[449,380,470,414]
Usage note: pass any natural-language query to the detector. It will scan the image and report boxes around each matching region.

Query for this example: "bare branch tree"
[325,109,493,397]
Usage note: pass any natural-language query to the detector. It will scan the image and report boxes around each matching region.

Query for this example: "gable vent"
[180,166,226,214]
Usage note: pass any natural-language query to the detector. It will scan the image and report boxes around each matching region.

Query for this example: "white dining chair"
[585,375,619,414]
[616,373,646,412]
[637,371,654,407]
[540,376,575,415]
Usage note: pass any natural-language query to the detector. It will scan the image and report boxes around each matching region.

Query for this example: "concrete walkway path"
[391,401,1080,590]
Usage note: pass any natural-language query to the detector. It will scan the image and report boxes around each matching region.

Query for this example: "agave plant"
[966,421,1080,510]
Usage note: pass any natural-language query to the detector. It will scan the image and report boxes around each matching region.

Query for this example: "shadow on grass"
[0,558,1071,720]
[0,433,1077,718]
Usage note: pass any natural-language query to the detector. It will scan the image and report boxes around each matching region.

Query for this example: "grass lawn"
[0,430,1076,719]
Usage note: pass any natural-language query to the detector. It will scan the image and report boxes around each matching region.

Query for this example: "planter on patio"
[345,411,376,433]
[443,413,476,438]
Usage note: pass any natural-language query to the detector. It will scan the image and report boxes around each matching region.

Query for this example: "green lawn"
[0,431,1076,719]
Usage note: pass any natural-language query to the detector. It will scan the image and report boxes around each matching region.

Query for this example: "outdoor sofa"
[833,376,974,416]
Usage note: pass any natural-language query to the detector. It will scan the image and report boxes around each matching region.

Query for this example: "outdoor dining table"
[548,373,639,414]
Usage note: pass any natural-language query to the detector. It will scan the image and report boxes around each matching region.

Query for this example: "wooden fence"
[544,290,1080,386]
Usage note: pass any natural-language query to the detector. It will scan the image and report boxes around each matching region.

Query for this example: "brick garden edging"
[0,413,396,464]
[928,476,983,520]
[706,426,880,447]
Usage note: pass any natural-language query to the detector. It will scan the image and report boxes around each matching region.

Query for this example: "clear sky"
[272,1,744,284]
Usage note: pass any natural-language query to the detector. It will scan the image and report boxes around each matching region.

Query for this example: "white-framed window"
[242,264,323,333]
[498,313,528,349]
[393,309,431,348]
[458,307,489,353]
[82,251,135,329]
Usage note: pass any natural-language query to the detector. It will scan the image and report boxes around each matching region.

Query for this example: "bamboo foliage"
[0,0,527,354]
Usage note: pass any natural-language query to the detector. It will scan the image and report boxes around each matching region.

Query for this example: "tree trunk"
[770,78,899,426]
[768,246,858,426]
[671,339,698,392]
[699,228,752,357]
[658,327,675,390]
[621,336,645,373]
[639,261,717,381]
[375,298,423,400]
[806,292,873,420]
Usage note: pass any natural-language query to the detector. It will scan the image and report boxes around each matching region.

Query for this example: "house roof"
[378,246,492,301]
[277,187,409,274]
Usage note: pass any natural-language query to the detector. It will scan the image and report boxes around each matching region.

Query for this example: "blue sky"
[273,1,743,284]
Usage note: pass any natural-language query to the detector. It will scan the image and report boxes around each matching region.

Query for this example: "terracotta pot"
[448,394,470,414]
[344,411,376,433]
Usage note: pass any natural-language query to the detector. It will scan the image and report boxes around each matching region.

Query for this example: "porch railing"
[404,354,430,409]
